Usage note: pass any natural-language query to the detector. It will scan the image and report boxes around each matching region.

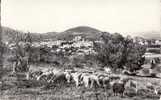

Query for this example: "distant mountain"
[56,26,102,41]
[2,27,24,43]
[1,27,58,43]
[2,26,160,43]
[2,26,103,42]
[65,26,101,34]
[134,31,161,40]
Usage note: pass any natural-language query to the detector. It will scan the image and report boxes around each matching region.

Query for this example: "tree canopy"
[94,32,146,72]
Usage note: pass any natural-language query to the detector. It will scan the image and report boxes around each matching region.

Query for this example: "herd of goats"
[25,67,161,97]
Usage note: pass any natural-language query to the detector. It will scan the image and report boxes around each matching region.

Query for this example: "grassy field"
[1,53,161,100]
[0,63,161,100]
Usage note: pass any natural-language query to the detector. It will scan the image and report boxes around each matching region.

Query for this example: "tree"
[94,32,124,69]
[94,32,146,72]
[123,37,146,72]
[12,32,32,73]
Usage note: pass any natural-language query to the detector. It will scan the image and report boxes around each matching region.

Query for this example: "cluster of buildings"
[133,37,161,46]
[31,36,96,56]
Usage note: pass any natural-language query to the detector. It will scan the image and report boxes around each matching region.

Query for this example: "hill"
[2,27,23,43]
[1,27,58,43]
[134,31,161,40]
[56,26,102,41]
[2,26,160,43]
[64,26,101,34]
[1,26,103,42]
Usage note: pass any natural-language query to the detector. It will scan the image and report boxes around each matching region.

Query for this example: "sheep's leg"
[85,81,88,88]
[135,88,138,95]
[96,80,101,87]
[84,78,89,88]
[26,72,30,80]
[103,81,105,88]
[84,79,87,88]
[90,80,94,88]
[48,75,55,83]
[76,79,79,87]
[121,93,123,97]
[103,81,106,88]
[87,80,89,88]
[37,74,44,80]
[121,93,124,98]
[113,92,116,96]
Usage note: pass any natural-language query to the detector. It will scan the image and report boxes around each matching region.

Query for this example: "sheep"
[64,71,73,83]
[71,72,82,87]
[128,80,155,95]
[79,72,102,88]
[98,75,110,88]
[79,72,96,88]
[88,74,101,88]
[154,86,161,95]
[37,70,52,81]
[82,74,91,88]
[37,68,61,81]
[129,80,138,93]
[29,70,43,80]
[112,78,130,97]
[104,67,112,74]
[50,72,67,84]
[26,71,30,80]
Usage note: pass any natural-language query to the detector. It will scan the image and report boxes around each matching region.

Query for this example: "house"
[155,40,161,45]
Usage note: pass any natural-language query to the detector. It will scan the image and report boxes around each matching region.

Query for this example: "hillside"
[1,26,103,42]
[134,31,161,40]
[1,27,58,43]
[65,26,101,33]
[54,26,102,41]
[2,27,23,43]
[2,26,160,43]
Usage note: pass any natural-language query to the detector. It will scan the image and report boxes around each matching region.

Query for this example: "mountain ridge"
[1,26,160,43]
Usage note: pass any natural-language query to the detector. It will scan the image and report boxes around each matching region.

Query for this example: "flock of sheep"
[26,67,161,97]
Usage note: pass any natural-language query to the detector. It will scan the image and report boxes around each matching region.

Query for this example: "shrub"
[94,32,146,72]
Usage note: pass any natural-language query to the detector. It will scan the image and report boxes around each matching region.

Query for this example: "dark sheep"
[52,73,67,84]
[112,78,130,97]
[113,82,125,96]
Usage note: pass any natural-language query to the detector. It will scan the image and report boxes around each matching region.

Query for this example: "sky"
[2,0,161,36]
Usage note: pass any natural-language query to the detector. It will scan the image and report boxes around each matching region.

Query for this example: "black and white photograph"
[0,0,161,100]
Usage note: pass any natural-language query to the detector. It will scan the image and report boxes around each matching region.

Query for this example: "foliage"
[10,32,32,73]
[94,32,146,72]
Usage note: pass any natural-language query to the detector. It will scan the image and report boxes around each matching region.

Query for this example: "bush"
[94,32,146,72]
